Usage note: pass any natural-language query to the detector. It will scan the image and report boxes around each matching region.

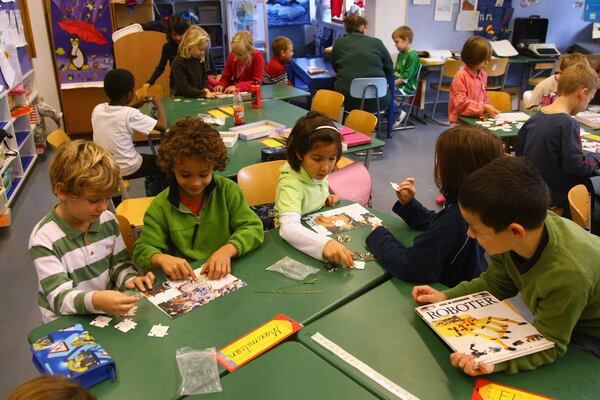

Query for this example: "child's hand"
[213,85,224,93]
[412,285,446,304]
[125,272,156,292]
[395,177,416,205]
[92,290,139,315]
[152,254,196,281]
[224,85,237,94]
[394,78,404,85]
[151,94,162,106]
[205,89,217,99]
[450,353,494,376]
[484,104,500,117]
[200,244,237,280]
[143,83,150,89]
[326,194,340,206]
[323,240,355,269]
[371,222,382,231]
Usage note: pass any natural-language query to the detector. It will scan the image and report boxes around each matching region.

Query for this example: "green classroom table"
[193,342,378,400]
[297,279,600,399]
[28,203,419,400]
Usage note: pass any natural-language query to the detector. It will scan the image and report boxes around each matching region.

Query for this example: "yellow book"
[218,106,234,115]
[208,109,229,118]
[260,138,285,148]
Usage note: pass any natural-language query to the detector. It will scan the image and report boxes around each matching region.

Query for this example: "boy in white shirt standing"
[92,68,167,185]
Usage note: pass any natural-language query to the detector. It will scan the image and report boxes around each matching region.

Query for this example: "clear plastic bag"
[266,256,320,280]
[176,347,223,396]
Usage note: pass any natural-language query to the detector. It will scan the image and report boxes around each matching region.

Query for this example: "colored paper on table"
[208,109,229,118]
[585,133,600,142]
[260,138,285,148]
[218,106,234,115]
[472,378,554,400]
[217,314,302,371]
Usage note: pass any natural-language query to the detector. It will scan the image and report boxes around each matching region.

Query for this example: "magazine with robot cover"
[415,291,554,366]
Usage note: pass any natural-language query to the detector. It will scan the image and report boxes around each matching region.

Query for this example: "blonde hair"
[178,26,210,59]
[231,30,254,63]
[559,52,590,72]
[6,375,95,400]
[557,63,600,96]
[461,36,492,68]
[392,26,413,43]
[50,140,120,198]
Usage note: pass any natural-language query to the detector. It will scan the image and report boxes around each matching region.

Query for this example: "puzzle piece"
[336,234,352,243]
[353,261,365,270]
[324,262,340,272]
[114,319,137,333]
[123,305,138,317]
[90,316,112,328]
[148,324,169,337]
[356,252,375,262]
[390,182,400,192]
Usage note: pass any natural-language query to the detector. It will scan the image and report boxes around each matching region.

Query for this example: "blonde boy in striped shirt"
[29,140,155,323]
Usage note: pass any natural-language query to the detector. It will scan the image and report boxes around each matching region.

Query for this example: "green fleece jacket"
[133,176,264,270]
[444,213,600,374]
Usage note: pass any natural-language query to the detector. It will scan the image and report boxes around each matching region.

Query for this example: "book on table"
[415,291,554,366]
[576,111,600,128]
[339,126,372,147]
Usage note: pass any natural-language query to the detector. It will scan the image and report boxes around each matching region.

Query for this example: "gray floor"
[0,118,447,396]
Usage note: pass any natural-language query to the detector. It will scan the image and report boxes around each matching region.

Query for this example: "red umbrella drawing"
[58,20,107,45]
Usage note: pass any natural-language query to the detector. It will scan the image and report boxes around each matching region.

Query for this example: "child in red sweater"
[213,30,265,93]
[264,36,294,85]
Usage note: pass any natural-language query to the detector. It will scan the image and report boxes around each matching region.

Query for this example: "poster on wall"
[48,0,114,89]
[267,0,310,26]
[434,0,453,21]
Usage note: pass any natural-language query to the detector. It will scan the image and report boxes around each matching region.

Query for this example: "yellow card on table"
[208,109,229,118]
[218,106,234,115]
[585,133,600,142]
[472,379,554,400]
[260,138,284,148]
[217,314,302,371]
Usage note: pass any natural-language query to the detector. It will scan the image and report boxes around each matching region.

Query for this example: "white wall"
[29,0,62,113]
[365,0,407,56]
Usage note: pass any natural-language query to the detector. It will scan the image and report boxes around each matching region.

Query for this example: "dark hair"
[344,15,367,33]
[6,375,95,400]
[272,35,292,56]
[167,15,190,46]
[158,117,228,178]
[461,36,492,68]
[103,68,135,102]
[286,111,343,172]
[459,157,550,232]
[434,126,504,198]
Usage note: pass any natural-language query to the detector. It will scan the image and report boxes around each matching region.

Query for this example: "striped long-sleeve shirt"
[29,208,139,323]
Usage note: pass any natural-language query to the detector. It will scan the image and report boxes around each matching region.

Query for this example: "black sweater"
[365,198,487,287]
[171,56,209,98]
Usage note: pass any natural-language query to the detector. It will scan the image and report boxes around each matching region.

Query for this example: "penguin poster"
[48,0,114,88]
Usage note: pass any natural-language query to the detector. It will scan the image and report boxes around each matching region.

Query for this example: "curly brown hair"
[157,118,228,178]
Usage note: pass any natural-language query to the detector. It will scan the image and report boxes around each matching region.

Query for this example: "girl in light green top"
[275,112,355,268]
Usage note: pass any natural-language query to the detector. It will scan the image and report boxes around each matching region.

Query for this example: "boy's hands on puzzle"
[450,353,494,376]
[323,240,355,269]
[483,104,500,118]
[152,254,197,281]
[213,85,224,93]
[325,194,340,206]
[224,85,237,94]
[200,243,238,280]
[125,272,156,292]
[394,177,416,205]
[412,285,446,304]
[204,89,218,99]
[92,290,139,316]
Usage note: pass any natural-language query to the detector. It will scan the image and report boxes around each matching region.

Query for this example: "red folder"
[339,126,372,147]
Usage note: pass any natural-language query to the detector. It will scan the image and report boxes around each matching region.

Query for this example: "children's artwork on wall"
[520,0,540,6]
[267,0,311,26]
[48,0,113,89]
[477,0,513,41]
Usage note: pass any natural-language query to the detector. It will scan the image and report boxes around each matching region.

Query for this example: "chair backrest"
[568,184,590,229]
[349,77,388,100]
[487,91,511,112]
[485,57,509,78]
[116,214,136,256]
[112,23,143,42]
[311,89,345,121]
[114,31,170,96]
[47,129,70,150]
[328,162,372,206]
[237,160,287,206]
[442,59,464,79]
[345,109,377,136]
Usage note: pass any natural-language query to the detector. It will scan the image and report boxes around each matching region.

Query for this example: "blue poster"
[267,0,310,27]
[584,0,600,22]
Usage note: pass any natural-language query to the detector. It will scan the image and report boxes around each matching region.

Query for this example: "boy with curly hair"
[133,118,264,280]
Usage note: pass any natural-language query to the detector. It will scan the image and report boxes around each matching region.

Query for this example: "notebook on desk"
[339,126,372,147]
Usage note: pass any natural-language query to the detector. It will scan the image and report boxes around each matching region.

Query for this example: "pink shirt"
[448,67,489,124]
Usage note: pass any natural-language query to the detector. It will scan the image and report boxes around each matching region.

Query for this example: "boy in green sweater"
[391,26,420,128]
[413,156,600,375]
[133,118,264,280]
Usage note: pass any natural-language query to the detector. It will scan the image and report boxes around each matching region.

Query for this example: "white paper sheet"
[435,0,454,21]
[0,47,16,88]
[456,10,480,31]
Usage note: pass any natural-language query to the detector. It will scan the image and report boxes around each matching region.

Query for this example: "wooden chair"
[527,62,556,87]
[568,184,590,230]
[487,91,512,113]
[485,57,509,91]
[115,197,156,228]
[116,214,137,256]
[431,58,464,119]
[311,89,345,122]
[237,160,286,206]
[345,109,377,136]
[46,129,70,150]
